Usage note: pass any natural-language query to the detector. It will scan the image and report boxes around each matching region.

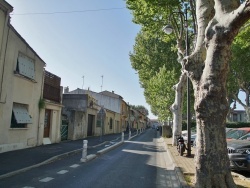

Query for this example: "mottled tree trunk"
[194,31,236,187]
[170,72,186,145]
[187,0,250,187]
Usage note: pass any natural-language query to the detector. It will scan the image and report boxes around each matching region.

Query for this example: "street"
[0,129,181,188]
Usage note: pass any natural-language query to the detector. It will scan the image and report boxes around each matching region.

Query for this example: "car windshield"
[227,130,248,139]
[226,129,237,138]
[239,133,250,140]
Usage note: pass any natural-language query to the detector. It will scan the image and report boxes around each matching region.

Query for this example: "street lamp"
[162,3,191,157]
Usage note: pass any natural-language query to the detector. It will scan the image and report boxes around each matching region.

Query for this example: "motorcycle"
[176,135,186,156]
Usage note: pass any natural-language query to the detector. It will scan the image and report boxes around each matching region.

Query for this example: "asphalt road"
[0,129,181,188]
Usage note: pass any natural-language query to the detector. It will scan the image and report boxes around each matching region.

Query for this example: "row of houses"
[0,1,149,153]
[62,88,149,139]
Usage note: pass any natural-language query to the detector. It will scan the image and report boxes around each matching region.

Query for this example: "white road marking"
[70,164,80,168]
[57,170,69,174]
[39,177,54,182]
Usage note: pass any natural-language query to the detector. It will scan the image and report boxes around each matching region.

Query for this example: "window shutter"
[13,103,32,124]
[18,54,35,79]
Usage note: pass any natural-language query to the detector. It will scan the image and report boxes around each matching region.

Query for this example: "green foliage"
[182,121,196,131]
[145,66,179,120]
[226,122,250,128]
[228,21,250,107]
[181,121,250,131]
[38,98,45,110]
[129,29,180,121]
[130,105,149,116]
[126,0,195,121]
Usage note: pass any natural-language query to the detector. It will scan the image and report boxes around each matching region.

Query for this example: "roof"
[1,0,13,13]
[99,90,123,99]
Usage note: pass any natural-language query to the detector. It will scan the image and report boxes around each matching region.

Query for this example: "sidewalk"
[164,137,250,186]
[165,137,195,175]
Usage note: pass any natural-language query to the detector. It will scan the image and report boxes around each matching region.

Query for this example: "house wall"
[62,110,86,140]
[228,111,247,122]
[0,4,45,153]
[104,110,116,134]
[40,102,62,143]
[120,100,128,132]
[69,89,121,114]
[62,94,98,139]
[88,108,98,136]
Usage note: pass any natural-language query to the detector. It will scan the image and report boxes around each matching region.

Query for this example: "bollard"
[137,129,138,135]
[122,132,124,142]
[80,140,88,162]
[129,130,131,140]
[140,128,142,134]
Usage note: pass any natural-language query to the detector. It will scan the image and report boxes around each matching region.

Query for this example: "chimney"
[64,86,69,93]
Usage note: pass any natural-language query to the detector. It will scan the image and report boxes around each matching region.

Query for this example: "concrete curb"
[80,154,97,163]
[0,148,83,180]
[164,138,189,188]
[0,133,143,180]
[0,137,120,180]
[96,141,124,156]
[231,172,250,182]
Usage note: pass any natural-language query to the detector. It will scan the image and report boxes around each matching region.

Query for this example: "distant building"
[228,110,247,122]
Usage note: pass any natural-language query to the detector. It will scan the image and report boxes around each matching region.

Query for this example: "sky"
[6,0,158,119]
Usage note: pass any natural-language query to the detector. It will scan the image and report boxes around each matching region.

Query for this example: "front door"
[87,114,94,136]
[44,109,51,137]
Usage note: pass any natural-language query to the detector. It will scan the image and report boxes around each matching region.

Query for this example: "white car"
[181,130,196,146]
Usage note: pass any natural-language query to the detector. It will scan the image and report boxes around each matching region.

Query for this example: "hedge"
[181,121,250,132]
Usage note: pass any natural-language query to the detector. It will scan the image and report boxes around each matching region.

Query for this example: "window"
[11,103,32,128]
[16,53,35,80]
[233,114,237,122]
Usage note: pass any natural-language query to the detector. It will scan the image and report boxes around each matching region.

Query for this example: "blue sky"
[6,0,158,119]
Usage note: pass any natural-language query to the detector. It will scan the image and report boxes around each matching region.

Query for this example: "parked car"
[226,128,234,133]
[226,127,250,140]
[227,139,250,171]
[182,131,196,146]
[238,132,250,140]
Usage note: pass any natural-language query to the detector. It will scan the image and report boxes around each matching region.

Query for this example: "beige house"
[67,88,123,135]
[0,1,62,153]
[62,92,99,140]
[39,70,63,145]
[0,1,46,153]
[120,100,129,132]
[103,109,120,135]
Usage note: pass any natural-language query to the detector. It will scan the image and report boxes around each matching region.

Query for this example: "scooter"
[176,135,186,156]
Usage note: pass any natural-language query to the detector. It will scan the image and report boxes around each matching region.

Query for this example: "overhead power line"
[10,7,126,16]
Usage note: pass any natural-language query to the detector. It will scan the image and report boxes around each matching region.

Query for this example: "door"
[44,109,51,137]
[61,119,68,141]
[87,114,94,136]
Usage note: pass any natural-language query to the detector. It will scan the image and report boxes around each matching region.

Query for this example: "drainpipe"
[37,68,45,146]
[0,11,11,103]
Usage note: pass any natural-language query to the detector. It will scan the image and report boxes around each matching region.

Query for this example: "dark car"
[227,139,250,171]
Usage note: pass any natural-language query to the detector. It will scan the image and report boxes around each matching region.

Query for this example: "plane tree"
[229,23,250,120]
[127,0,195,144]
[126,0,250,187]
[129,30,180,121]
